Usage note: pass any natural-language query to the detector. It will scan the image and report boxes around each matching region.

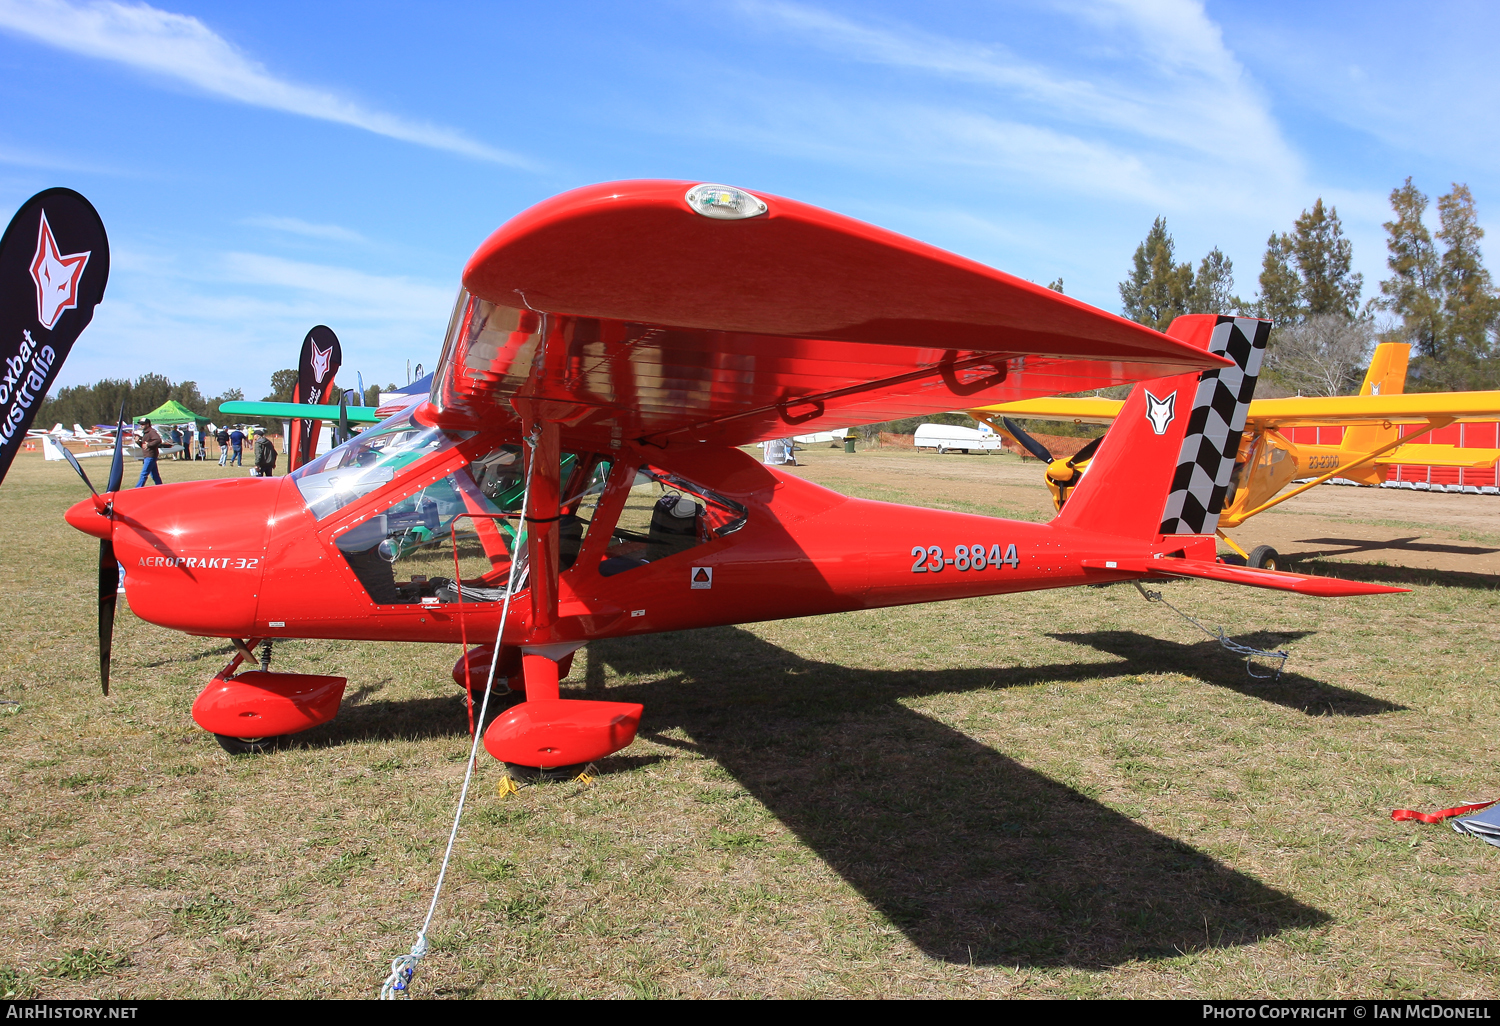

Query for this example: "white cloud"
[0,0,534,167]
[241,215,368,245]
[221,252,454,322]
[736,0,1302,208]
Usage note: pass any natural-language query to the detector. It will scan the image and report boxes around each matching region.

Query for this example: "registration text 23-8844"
[910,544,1019,573]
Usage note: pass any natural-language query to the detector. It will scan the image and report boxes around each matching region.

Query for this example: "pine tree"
[1189,248,1236,314]
[1256,232,1302,325]
[1377,178,1443,358]
[1291,199,1362,317]
[1119,217,1194,331]
[1046,278,1064,293]
[1255,200,1363,325]
[1436,183,1498,365]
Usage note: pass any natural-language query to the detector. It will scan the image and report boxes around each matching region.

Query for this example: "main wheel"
[1247,545,1280,571]
[214,734,277,755]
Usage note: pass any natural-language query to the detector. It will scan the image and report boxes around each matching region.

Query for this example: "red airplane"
[63,180,1403,767]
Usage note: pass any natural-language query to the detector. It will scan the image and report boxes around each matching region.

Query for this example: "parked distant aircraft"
[973,342,1500,568]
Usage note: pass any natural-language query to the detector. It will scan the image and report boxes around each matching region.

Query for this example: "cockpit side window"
[331,441,612,605]
[597,465,746,577]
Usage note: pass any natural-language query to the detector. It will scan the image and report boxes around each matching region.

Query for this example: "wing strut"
[1223,417,1451,526]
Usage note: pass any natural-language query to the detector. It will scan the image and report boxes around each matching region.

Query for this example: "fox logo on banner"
[0,188,109,486]
[287,324,341,472]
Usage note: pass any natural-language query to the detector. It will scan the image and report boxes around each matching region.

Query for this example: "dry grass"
[1,447,1497,999]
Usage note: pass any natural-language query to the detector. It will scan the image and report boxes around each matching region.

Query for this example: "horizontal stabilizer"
[1151,558,1406,596]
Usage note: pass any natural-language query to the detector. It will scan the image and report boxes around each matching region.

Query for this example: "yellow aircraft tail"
[1338,342,1410,482]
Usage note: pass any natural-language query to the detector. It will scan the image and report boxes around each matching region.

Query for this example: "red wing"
[433,180,1229,449]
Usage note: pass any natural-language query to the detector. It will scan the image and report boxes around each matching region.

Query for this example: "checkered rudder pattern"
[1157,317,1270,535]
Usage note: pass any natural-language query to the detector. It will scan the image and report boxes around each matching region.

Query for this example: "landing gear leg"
[259,639,273,672]
[1216,529,1250,566]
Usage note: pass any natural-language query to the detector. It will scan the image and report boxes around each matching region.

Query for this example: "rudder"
[1056,315,1270,541]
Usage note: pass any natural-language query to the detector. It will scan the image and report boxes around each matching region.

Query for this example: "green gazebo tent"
[132,400,211,426]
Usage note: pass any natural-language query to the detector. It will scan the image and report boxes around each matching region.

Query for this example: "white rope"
[380,424,541,1000]
[1132,581,1288,680]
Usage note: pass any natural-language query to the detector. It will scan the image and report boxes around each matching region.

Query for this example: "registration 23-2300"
[910,543,1019,573]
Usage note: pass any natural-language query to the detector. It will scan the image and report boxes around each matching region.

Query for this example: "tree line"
[1118,179,1497,395]
[38,370,388,430]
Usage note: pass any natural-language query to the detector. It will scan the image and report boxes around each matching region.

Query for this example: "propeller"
[99,401,126,695]
[59,402,126,695]
[1001,416,1106,474]
[1001,416,1056,462]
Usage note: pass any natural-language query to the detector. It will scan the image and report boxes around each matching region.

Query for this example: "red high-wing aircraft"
[63,181,1404,765]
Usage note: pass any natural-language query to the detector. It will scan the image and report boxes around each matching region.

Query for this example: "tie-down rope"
[1132,581,1289,680]
[380,425,541,1000]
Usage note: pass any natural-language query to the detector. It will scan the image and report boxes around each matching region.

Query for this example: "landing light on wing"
[684,183,767,220]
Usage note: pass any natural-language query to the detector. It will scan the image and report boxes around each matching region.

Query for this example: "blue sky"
[0,0,1495,398]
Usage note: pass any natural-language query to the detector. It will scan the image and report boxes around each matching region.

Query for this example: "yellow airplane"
[972,343,1500,569]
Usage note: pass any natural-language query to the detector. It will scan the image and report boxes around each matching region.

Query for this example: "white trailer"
[913,422,1005,454]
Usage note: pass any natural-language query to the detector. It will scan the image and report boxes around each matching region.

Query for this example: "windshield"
[290,409,464,521]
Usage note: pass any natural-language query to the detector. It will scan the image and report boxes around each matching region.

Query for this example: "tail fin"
[1056,315,1270,540]
[1340,342,1410,461]
[1359,341,1409,398]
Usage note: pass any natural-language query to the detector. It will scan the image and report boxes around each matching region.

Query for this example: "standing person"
[228,426,246,466]
[196,423,207,461]
[252,427,277,478]
[135,419,163,487]
[216,425,230,466]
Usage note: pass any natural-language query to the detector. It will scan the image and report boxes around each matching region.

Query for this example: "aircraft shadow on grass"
[1283,554,1500,592]
[1045,631,1405,718]
[263,621,1390,967]
[572,625,1335,969]
[1296,535,1499,558]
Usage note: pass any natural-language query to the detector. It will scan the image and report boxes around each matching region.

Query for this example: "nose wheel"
[214,734,276,755]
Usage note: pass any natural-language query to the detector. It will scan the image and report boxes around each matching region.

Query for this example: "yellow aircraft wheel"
[1248,545,1280,571]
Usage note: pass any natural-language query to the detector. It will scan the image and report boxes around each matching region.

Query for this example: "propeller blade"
[98,539,116,695]
[1067,434,1104,467]
[105,399,126,494]
[1001,417,1054,463]
[59,446,99,495]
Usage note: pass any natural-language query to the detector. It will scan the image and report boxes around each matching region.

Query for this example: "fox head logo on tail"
[1144,391,1176,435]
[30,210,91,330]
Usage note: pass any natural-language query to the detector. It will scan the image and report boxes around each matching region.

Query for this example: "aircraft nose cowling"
[107,477,283,636]
[64,497,112,539]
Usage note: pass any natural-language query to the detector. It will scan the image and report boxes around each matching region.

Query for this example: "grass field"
[1,446,1497,999]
